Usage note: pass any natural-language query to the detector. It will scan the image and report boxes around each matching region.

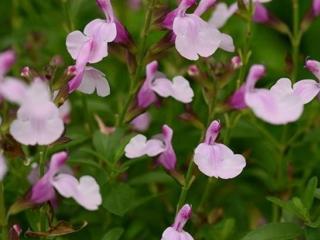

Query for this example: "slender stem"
[38,148,48,236]
[291,0,301,82]
[117,0,157,126]
[0,183,8,240]
[237,0,254,88]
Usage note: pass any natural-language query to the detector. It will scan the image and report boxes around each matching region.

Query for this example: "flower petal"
[78,67,110,97]
[66,31,89,60]
[293,80,320,104]
[171,76,194,103]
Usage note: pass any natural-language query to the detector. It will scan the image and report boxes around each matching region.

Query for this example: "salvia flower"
[96,0,132,45]
[163,0,234,60]
[9,80,65,145]
[293,59,320,104]
[0,154,8,181]
[0,50,15,77]
[130,112,151,132]
[244,65,304,124]
[209,0,272,29]
[194,120,246,179]
[313,0,320,16]
[161,204,193,240]
[228,64,265,110]
[31,152,102,211]
[124,125,177,171]
[137,61,194,108]
[66,33,111,95]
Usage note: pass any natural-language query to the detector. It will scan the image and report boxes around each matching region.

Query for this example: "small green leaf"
[241,223,303,240]
[102,183,136,216]
[92,129,125,163]
[302,177,318,210]
[102,227,124,240]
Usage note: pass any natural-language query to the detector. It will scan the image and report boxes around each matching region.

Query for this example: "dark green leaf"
[241,223,303,240]
[102,227,124,240]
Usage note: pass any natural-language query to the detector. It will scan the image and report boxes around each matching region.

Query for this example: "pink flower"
[253,2,270,23]
[166,0,234,60]
[9,80,64,145]
[209,0,272,28]
[0,77,27,104]
[96,0,131,45]
[130,112,151,132]
[313,0,320,16]
[194,120,246,179]
[124,125,176,171]
[66,32,111,94]
[161,204,193,240]
[0,154,7,181]
[244,65,304,124]
[228,64,265,110]
[0,50,15,77]
[293,59,320,104]
[77,67,111,97]
[209,2,238,29]
[31,152,102,211]
[137,61,194,108]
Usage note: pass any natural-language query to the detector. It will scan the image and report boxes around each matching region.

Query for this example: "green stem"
[237,0,254,88]
[291,0,301,82]
[38,148,48,236]
[0,183,8,240]
[117,0,157,126]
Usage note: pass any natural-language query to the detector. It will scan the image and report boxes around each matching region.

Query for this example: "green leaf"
[102,227,124,240]
[241,223,303,240]
[92,129,125,164]
[302,177,318,210]
[102,183,136,216]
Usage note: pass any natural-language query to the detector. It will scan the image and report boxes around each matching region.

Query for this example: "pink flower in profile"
[244,65,304,125]
[130,112,151,132]
[66,35,111,94]
[194,120,246,179]
[164,0,234,60]
[161,204,193,240]
[209,0,272,28]
[0,154,8,181]
[293,59,320,104]
[0,50,15,77]
[31,152,102,211]
[9,80,64,145]
[137,61,194,108]
[77,67,110,97]
[124,125,176,171]
[0,77,27,104]
[313,0,320,16]
[228,64,265,110]
[96,0,132,45]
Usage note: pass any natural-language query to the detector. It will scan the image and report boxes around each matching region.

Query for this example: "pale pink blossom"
[77,67,110,97]
[293,59,320,104]
[0,154,7,181]
[125,125,176,170]
[0,77,27,104]
[10,80,64,145]
[194,120,246,179]
[31,152,102,211]
[163,0,234,60]
[313,0,320,16]
[209,0,272,29]
[137,61,194,108]
[0,50,15,77]
[130,112,151,132]
[161,204,193,240]
[244,66,304,124]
